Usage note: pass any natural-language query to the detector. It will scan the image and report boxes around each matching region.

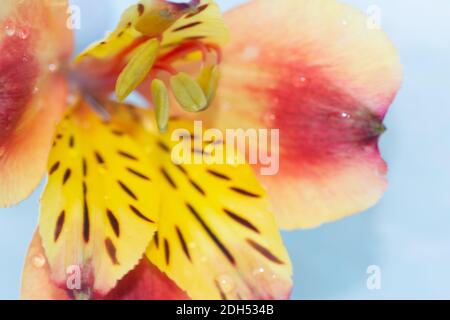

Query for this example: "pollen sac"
[116,39,160,101]
[170,72,207,112]
[151,79,170,132]
[198,65,220,108]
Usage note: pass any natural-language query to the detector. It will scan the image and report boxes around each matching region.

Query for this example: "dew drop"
[188,241,197,249]
[293,75,308,88]
[328,111,353,124]
[217,275,235,294]
[263,112,277,125]
[32,254,46,268]
[252,267,265,277]
[242,46,260,61]
[4,23,15,37]
[340,112,351,119]
[17,28,30,40]
[48,63,58,72]
[67,93,77,104]
[48,63,56,72]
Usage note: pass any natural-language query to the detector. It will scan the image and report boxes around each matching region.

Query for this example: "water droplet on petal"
[32,254,46,268]
[48,63,58,72]
[67,93,77,104]
[252,267,265,277]
[327,111,353,125]
[17,28,30,40]
[242,46,260,61]
[188,241,197,249]
[4,23,15,37]
[263,112,277,125]
[217,275,235,294]
[340,112,351,119]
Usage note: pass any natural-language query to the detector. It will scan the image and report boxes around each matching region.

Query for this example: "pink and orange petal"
[205,0,402,228]
[0,0,73,207]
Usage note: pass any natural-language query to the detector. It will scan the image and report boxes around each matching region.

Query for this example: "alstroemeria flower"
[0,0,402,300]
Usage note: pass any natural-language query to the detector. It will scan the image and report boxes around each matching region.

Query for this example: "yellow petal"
[151,79,170,132]
[161,0,230,47]
[170,72,207,112]
[115,38,160,101]
[39,101,160,297]
[123,116,292,300]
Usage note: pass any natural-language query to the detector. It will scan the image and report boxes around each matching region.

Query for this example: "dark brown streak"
[189,179,206,196]
[158,141,170,153]
[185,4,209,18]
[83,198,90,243]
[164,239,170,266]
[207,169,231,181]
[175,164,187,175]
[230,187,261,198]
[94,151,105,165]
[54,210,65,242]
[69,136,75,148]
[129,205,155,223]
[118,150,139,161]
[186,203,235,265]
[127,168,151,181]
[137,3,145,16]
[49,162,60,175]
[82,158,88,177]
[105,238,120,265]
[62,169,72,185]
[154,232,159,249]
[215,280,228,300]
[118,180,138,200]
[173,21,202,32]
[224,209,260,234]
[112,129,124,136]
[184,36,206,41]
[160,167,177,189]
[176,226,191,262]
[246,239,284,265]
[107,209,120,237]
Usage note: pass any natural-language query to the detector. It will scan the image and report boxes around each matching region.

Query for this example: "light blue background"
[1,0,449,299]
